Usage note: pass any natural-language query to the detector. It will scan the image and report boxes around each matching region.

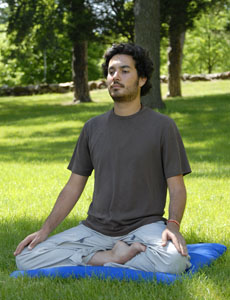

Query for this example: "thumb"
[161,230,168,247]
[28,238,39,250]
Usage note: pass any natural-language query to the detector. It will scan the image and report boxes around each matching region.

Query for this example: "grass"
[0,80,230,299]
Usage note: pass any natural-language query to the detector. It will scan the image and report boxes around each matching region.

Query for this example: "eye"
[122,70,129,74]
[108,70,115,76]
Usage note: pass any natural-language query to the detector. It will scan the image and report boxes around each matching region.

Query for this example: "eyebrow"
[108,65,132,71]
[121,65,131,69]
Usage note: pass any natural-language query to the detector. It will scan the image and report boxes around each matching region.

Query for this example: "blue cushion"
[10,243,227,284]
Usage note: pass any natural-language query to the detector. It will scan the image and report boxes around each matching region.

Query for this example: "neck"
[113,99,142,117]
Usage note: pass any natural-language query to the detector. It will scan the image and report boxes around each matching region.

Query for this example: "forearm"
[41,187,77,234]
[167,175,187,223]
[41,174,88,235]
[162,175,188,255]
[168,191,186,223]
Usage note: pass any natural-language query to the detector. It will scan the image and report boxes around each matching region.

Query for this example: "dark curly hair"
[102,43,154,96]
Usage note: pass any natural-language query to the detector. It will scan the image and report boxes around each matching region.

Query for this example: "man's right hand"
[14,230,48,256]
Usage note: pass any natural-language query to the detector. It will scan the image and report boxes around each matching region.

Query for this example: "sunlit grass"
[0,80,230,299]
[90,79,230,101]
[160,79,230,98]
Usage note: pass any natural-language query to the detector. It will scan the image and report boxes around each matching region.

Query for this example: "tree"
[161,0,187,97]
[0,1,8,24]
[161,0,228,97]
[0,26,105,86]
[101,0,134,42]
[182,5,230,74]
[62,0,97,102]
[134,0,165,109]
[4,0,99,102]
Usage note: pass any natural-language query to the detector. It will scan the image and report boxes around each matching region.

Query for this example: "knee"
[157,245,191,274]
[164,251,190,274]
[15,253,25,270]
[15,248,33,271]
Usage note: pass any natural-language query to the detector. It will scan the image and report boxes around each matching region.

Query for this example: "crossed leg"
[88,241,146,266]
[16,223,190,274]
[15,225,146,271]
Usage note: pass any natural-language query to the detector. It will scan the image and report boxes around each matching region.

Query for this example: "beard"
[108,79,140,103]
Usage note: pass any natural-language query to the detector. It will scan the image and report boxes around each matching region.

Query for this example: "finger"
[14,245,22,256]
[14,235,35,255]
[175,236,188,256]
[14,240,29,256]
[28,237,40,250]
[171,235,181,254]
[161,230,168,247]
[179,240,188,256]
[175,233,188,256]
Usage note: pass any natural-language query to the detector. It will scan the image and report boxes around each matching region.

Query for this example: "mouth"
[111,84,124,89]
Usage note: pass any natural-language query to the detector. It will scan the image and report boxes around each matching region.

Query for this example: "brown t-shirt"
[68,107,191,236]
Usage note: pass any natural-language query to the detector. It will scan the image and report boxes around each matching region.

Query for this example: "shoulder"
[86,110,111,126]
[142,107,176,127]
[83,110,112,132]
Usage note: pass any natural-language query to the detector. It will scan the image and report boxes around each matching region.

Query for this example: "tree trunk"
[72,40,91,103]
[134,0,165,109]
[167,28,185,97]
[43,48,47,83]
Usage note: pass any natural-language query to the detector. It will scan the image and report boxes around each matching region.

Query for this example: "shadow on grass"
[1,101,113,162]
[0,216,84,272]
[0,138,79,163]
[1,93,229,171]
[162,93,230,171]
[0,99,113,126]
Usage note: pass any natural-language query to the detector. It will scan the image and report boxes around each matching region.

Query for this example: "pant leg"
[16,224,113,270]
[105,222,191,274]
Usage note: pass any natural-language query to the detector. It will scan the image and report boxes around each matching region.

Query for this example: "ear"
[139,77,147,88]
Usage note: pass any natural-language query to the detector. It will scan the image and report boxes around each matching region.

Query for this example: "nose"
[111,70,121,81]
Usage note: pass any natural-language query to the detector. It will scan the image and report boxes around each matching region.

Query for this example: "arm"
[161,174,188,256]
[14,173,88,255]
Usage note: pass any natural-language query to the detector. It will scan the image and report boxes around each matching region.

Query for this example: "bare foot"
[88,241,146,266]
[111,241,146,264]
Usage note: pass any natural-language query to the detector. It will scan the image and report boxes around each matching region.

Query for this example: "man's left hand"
[161,223,188,256]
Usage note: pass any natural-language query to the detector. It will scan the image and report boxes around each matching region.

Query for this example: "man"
[15,43,191,274]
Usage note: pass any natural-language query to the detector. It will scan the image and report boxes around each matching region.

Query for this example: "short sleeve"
[162,119,191,179]
[67,124,94,176]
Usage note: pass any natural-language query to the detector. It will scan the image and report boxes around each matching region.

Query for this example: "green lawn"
[0,80,230,300]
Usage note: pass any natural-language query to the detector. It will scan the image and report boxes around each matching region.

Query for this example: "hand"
[161,223,188,256]
[14,230,48,256]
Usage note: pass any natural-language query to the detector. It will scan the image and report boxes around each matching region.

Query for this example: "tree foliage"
[1,0,136,97]
[3,0,102,101]
[101,0,134,42]
[183,4,230,74]
[160,0,229,97]
[1,0,230,93]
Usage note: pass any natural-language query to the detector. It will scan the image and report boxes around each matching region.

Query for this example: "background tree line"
[0,0,229,108]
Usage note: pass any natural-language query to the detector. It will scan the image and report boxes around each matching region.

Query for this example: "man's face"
[107,54,146,103]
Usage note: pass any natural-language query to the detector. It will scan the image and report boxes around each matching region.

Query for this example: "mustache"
[111,81,124,88]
